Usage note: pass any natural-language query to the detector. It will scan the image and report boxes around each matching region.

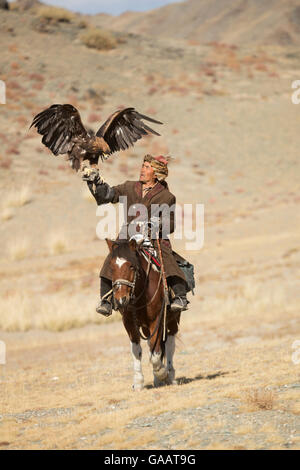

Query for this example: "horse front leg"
[130,342,144,391]
[122,312,144,391]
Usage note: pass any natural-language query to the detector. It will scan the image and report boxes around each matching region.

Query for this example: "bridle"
[112,268,139,305]
[107,245,166,342]
[111,248,162,310]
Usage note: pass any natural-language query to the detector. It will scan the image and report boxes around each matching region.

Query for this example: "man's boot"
[168,276,188,313]
[96,277,113,316]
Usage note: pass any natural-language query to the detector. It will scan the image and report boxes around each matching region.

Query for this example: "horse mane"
[111,240,140,269]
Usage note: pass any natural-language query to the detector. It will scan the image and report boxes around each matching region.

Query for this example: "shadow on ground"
[145,370,231,389]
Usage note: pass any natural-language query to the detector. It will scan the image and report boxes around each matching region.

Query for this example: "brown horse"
[105,238,181,390]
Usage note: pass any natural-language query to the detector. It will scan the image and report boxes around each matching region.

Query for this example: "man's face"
[139,161,155,183]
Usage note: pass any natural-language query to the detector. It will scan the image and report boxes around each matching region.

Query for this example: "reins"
[106,245,167,342]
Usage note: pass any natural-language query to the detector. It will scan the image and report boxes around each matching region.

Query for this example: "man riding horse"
[83,154,190,316]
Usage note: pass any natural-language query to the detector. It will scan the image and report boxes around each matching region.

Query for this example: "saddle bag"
[173,251,195,295]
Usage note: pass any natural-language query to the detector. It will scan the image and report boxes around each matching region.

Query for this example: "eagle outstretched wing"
[96,107,163,154]
[30,104,163,171]
[30,104,88,156]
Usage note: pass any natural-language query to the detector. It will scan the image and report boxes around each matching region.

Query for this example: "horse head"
[106,238,141,310]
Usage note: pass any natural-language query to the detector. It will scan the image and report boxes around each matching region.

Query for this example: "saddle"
[140,245,195,295]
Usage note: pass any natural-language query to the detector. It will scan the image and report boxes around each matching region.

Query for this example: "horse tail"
[160,333,167,362]
[149,329,167,362]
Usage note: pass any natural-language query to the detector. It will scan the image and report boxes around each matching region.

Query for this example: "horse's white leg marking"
[149,351,168,386]
[116,257,127,268]
[131,342,144,391]
[165,335,177,385]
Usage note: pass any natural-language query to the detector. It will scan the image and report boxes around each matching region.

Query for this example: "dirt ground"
[0,8,299,450]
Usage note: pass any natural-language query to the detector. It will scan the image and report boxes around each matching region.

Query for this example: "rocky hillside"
[92,0,300,47]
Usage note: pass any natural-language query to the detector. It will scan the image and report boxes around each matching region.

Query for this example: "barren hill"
[92,0,300,46]
[0,5,299,450]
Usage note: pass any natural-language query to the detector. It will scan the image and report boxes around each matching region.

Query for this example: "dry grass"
[36,6,75,23]
[80,28,117,51]
[0,299,298,449]
[1,207,14,221]
[47,232,70,256]
[82,186,95,203]
[3,186,32,208]
[7,238,30,261]
[243,387,275,411]
[0,291,120,332]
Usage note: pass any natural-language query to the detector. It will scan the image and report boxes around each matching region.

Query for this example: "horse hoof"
[154,367,168,382]
[165,376,178,386]
[132,383,144,391]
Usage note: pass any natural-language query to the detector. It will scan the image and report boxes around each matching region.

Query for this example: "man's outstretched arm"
[82,167,127,205]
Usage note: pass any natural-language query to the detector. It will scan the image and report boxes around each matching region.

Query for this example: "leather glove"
[82,166,102,184]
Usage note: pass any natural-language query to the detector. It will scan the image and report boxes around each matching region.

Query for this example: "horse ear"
[105,238,114,252]
[129,238,137,252]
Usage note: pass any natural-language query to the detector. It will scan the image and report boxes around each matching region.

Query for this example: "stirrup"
[96,299,112,317]
[170,296,188,312]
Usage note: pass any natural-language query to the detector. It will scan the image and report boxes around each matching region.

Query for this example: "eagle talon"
[82,167,101,183]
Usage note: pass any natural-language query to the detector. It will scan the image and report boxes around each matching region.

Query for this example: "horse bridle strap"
[112,279,136,289]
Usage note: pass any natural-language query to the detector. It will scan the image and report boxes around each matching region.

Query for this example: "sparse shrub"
[7,80,22,90]
[28,73,44,81]
[16,115,28,126]
[0,157,12,169]
[1,207,14,221]
[245,387,275,411]
[10,62,20,70]
[47,232,69,256]
[80,28,117,51]
[148,87,158,96]
[36,6,75,23]
[4,186,32,207]
[83,87,106,105]
[77,19,89,29]
[32,81,44,90]
[7,145,20,155]
[8,238,30,261]
[10,0,40,12]
[255,63,268,72]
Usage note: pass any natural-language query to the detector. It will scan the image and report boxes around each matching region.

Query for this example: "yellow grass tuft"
[235,424,254,435]
[4,186,32,208]
[80,28,117,51]
[36,6,75,23]
[47,232,69,256]
[8,238,30,261]
[244,387,275,411]
[1,207,14,221]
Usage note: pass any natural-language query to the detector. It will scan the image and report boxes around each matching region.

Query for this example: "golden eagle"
[30,104,163,171]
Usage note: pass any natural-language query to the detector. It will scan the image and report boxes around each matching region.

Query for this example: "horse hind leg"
[165,335,178,385]
[150,351,168,387]
[131,342,144,391]
[148,339,168,387]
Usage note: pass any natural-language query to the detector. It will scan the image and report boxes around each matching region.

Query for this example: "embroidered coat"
[99,180,187,283]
